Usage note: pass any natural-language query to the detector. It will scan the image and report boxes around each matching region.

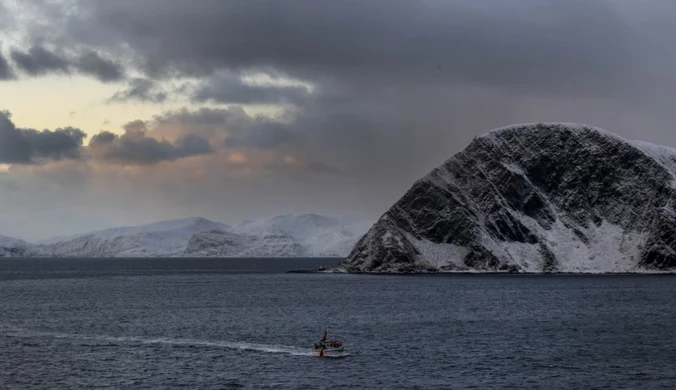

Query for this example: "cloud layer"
[88,120,213,165]
[37,0,669,99]
[0,111,86,163]
[109,78,168,103]
[192,72,313,105]
[0,48,15,80]
[10,46,124,82]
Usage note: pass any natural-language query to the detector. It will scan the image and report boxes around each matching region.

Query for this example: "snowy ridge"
[187,214,371,257]
[233,214,371,256]
[482,122,623,137]
[43,217,231,257]
[29,214,370,258]
[0,234,43,257]
[0,234,31,248]
[343,122,676,273]
[630,140,676,186]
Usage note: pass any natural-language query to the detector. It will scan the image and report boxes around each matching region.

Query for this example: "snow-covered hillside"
[233,214,371,256]
[0,234,43,257]
[42,217,231,257]
[342,123,676,273]
[35,214,370,258]
[186,214,371,257]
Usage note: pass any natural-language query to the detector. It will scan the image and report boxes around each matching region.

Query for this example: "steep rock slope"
[343,123,676,273]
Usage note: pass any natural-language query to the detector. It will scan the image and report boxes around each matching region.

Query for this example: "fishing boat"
[312,329,344,357]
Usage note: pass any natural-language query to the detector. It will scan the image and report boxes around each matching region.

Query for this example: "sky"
[1,0,676,240]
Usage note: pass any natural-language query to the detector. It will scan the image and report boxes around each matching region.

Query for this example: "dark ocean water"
[2,258,676,389]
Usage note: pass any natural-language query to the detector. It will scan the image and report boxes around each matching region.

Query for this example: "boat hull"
[312,347,344,357]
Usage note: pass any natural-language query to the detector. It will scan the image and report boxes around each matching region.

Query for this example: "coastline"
[287,268,676,275]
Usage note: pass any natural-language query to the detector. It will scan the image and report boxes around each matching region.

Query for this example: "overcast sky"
[1,0,676,240]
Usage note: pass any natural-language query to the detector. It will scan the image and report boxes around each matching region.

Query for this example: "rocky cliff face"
[343,123,676,273]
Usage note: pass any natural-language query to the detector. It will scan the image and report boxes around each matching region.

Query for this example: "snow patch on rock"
[407,234,469,270]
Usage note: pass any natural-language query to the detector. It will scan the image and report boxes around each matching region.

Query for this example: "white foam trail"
[1,326,313,356]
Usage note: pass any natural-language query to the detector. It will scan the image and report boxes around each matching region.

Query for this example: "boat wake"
[2,326,314,356]
[319,353,351,359]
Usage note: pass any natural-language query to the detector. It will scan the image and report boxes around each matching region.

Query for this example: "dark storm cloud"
[8,1,676,169]
[9,45,124,81]
[90,131,116,144]
[88,120,213,165]
[0,111,86,163]
[22,127,87,160]
[224,121,296,149]
[109,78,168,103]
[0,50,13,80]
[192,72,312,105]
[10,46,69,76]
[55,0,664,99]
[75,50,125,82]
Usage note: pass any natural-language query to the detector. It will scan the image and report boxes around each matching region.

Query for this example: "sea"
[2,258,676,389]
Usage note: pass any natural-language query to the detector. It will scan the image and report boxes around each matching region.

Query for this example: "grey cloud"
[148,108,338,174]
[225,121,296,149]
[88,121,213,165]
[154,106,248,127]
[90,131,116,144]
[52,0,663,100]
[11,46,69,76]
[22,127,87,160]
[75,50,125,82]
[109,78,168,103]
[9,45,124,81]
[14,1,676,102]
[192,72,311,105]
[0,111,86,163]
[175,134,212,155]
[0,2,10,29]
[153,107,298,150]
[0,50,13,80]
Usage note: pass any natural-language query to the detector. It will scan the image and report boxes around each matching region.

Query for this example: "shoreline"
[287,269,676,276]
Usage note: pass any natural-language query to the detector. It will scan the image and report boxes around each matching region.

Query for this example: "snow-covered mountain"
[186,214,371,257]
[0,234,43,257]
[342,123,676,273]
[34,214,369,257]
[42,217,231,257]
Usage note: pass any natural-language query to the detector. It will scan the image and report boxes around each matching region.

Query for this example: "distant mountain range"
[0,214,372,258]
